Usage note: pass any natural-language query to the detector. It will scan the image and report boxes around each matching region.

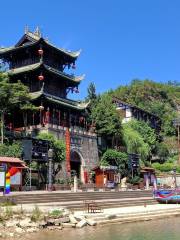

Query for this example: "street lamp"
[48,148,53,191]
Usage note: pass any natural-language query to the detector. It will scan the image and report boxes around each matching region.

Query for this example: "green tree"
[0,72,31,144]
[122,123,150,164]
[0,141,22,157]
[37,133,66,179]
[113,79,180,136]
[100,149,128,177]
[86,82,97,101]
[91,94,122,146]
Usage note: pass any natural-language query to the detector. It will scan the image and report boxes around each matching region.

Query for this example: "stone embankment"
[1,204,180,238]
[0,206,97,239]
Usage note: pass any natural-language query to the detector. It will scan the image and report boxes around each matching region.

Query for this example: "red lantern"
[38,74,44,81]
[38,49,44,55]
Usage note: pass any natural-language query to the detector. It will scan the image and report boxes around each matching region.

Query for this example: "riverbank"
[1,203,180,238]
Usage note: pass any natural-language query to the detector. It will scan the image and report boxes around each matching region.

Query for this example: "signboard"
[10,172,21,185]
[100,165,118,170]
[0,172,5,187]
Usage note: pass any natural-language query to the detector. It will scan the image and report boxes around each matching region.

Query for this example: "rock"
[47,226,62,231]
[54,219,62,226]
[15,227,25,234]
[39,220,47,228]
[86,219,97,226]
[0,233,3,238]
[47,218,55,225]
[9,233,14,237]
[26,227,38,233]
[6,220,19,227]
[62,223,76,228]
[58,217,70,223]
[106,214,116,220]
[18,218,31,227]
[69,214,78,224]
[76,219,87,228]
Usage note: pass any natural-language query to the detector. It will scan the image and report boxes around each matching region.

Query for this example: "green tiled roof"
[30,90,89,110]
[7,62,85,83]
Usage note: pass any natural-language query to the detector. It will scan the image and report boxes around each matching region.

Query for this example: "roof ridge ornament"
[34,26,41,38]
[24,25,29,34]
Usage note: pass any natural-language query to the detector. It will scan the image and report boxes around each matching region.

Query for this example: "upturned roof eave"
[7,62,84,84]
[0,37,81,59]
[30,91,88,110]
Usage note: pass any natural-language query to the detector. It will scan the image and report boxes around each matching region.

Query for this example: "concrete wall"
[157,174,180,187]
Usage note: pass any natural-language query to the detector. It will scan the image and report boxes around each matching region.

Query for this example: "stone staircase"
[0,190,156,210]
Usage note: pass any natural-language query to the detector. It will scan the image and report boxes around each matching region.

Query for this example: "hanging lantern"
[72,63,76,69]
[38,74,44,81]
[38,49,44,55]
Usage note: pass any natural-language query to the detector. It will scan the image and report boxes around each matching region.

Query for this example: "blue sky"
[1,0,180,100]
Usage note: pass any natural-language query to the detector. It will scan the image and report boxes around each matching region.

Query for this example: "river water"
[27,217,180,240]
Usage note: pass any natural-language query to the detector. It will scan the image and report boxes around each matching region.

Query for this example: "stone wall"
[38,124,99,181]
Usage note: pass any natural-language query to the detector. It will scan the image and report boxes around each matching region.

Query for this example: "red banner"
[65,128,71,174]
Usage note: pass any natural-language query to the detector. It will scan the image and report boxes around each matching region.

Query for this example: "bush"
[31,205,42,222]
[48,209,63,218]
[128,176,142,185]
[152,162,175,172]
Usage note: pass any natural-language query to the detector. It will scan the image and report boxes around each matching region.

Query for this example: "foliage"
[86,82,97,101]
[37,132,65,164]
[112,79,180,136]
[91,94,122,140]
[152,162,175,172]
[0,71,32,143]
[166,154,179,163]
[122,123,150,164]
[48,209,63,218]
[127,176,142,185]
[101,149,128,176]
[4,206,13,219]
[0,141,22,157]
[128,120,156,149]
[37,133,66,180]
[154,142,169,163]
[0,198,16,207]
[31,205,42,222]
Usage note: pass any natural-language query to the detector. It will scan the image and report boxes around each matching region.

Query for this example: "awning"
[0,157,28,169]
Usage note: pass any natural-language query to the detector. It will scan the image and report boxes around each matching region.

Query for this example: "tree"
[113,79,180,136]
[0,141,22,157]
[0,71,31,144]
[100,149,128,177]
[122,123,150,164]
[91,94,122,146]
[127,120,157,155]
[37,133,66,181]
[86,82,97,101]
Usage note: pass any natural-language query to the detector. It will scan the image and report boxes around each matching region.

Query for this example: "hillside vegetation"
[112,79,180,136]
[88,80,180,173]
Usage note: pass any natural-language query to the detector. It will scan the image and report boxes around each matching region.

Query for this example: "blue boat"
[154,189,180,203]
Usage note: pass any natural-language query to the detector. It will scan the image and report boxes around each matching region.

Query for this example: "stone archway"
[70,149,85,183]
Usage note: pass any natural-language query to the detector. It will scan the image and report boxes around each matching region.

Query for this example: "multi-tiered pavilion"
[0,27,98,183]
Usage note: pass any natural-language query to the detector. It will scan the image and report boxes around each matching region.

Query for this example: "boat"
[154,189,180,203]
